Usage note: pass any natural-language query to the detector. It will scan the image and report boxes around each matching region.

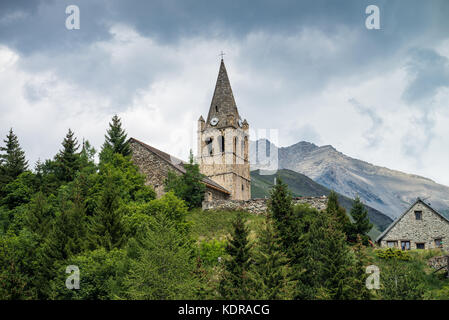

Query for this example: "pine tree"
[55,129,80,182]
[252,214,292,299]
[351,236,372,300]
[101,115,131,157]
[268,176,298,259]
[124,217,199,299]
[297,211,358,300]
[326,190,351,236]
[347,196,373,244]
[0,128,28,186]
[219,212,254,299]
[165,150,205,209]
[88,169,125,251]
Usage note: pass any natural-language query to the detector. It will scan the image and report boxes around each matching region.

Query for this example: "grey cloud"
[401,112,435,160]
[349,98,384,148]
[402,48,449,105]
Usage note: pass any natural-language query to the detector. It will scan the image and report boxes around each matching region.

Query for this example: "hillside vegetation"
[251,169,392,239]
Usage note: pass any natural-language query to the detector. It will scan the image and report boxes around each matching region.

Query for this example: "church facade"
[130,59,250,201]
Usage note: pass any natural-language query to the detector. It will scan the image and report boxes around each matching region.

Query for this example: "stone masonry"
[377,199,449,251]
[202,196,328,215]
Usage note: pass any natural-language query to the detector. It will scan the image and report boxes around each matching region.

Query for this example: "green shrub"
[375,248,411,261]
[198,239,226,266]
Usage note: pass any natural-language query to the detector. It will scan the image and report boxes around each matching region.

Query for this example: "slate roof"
[129,137,230,195]
[205,59,240,127]
[376,198,449,242]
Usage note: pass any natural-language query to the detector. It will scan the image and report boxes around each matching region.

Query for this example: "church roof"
[206,59,240,127]
[129,137,230,195]
[376,198,449,242]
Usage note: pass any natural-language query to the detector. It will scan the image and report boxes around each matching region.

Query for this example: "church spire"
[206,59,240,128]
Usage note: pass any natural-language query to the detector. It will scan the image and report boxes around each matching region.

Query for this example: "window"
[244,136,248,160]
[387,241,397,248]
[416,243,425,249]
[435,238,443,248]
[218,135,225,153]
[205,137,213,156]
[215,105,219,113]
[242,184,244,191]
[401,241,410,250]
[234,137,238,154]
[415,210,422,220]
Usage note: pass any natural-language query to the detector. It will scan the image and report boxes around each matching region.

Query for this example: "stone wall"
[379,201,449,251]
[428,255,449,270]
[130,140,177,198]
[202,196,328,215]
[130,139,229,200]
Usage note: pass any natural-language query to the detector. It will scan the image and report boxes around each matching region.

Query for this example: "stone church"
[129,59,250,201]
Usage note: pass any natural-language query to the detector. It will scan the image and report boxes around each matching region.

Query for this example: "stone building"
[129,59,250,202]
[197,59,251,200]
[129,137,230,199]
[376,198,449,251]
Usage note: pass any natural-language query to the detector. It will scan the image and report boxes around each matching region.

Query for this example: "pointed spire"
[206,59,240,128]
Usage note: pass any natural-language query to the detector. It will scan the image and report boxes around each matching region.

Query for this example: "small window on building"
[401,241,410,250]
[218,135,225,153]
[215,106,219,113]
[416,243,425,250]
[206,137,213,156]
[242,184,244,191]
[415,210,422,220]
[387,241,397,248]
[435,238,443,248]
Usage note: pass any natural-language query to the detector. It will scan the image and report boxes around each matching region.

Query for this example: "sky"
[1,0,449,185]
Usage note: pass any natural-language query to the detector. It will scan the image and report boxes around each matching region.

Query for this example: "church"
[129,59,251,201]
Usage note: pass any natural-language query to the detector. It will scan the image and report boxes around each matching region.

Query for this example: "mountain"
[250,139,449,219]
[250,169,392,238]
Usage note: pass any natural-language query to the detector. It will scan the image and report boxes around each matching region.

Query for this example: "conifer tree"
[351,236,372,300]
[326,190,351,236]
[182,150,206,208]
[252,214,292,299]
[268,176,298,258]
[347,196,372,244]
[298,211,358,300]
[24,192,53,238]
[88,169,125,251]
[101,115,131,157]
[219,213,254,299]
[0,128,28,186]
[55,129,80,182]
[165,150,205,209]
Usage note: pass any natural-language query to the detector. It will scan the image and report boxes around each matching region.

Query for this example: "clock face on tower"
[210,117,219,126]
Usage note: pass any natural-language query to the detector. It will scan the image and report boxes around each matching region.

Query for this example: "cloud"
[402,48,449,105]
[349,98,384,148]
[1,0,449,188]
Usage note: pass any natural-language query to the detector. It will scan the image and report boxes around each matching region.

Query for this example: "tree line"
[0,115,421,300]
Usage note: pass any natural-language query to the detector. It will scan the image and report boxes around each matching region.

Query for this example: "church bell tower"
[197,59,251,200]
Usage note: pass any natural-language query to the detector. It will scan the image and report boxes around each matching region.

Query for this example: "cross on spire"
[219,51,226,60]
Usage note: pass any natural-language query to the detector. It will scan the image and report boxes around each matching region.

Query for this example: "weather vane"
[219,51,226,60]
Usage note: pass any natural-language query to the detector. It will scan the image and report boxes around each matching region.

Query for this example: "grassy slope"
[187,208,265,242]
[251,169,393,239]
